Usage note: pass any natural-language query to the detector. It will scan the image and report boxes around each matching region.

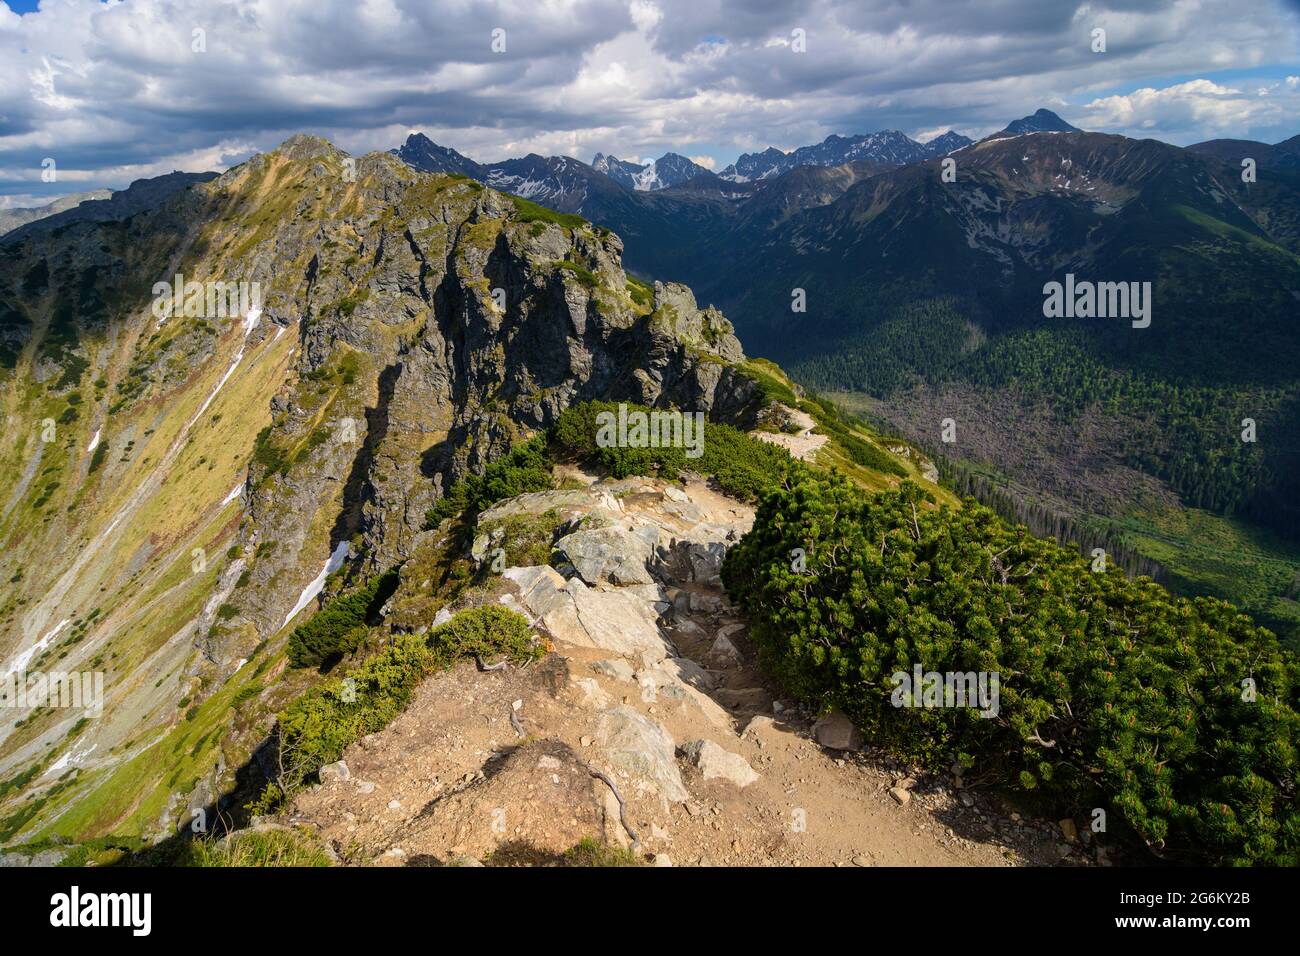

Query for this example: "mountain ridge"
[0,134,775,846]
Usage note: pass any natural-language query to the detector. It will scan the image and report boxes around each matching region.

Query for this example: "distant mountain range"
[718,129,972,181]
[592,151,715,190]
[1187,133,1300,170]
[0,173,216,244]
[0,190,111,237]
[394,123,977,213]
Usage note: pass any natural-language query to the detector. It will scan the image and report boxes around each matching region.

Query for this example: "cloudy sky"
[1,0,1298,205]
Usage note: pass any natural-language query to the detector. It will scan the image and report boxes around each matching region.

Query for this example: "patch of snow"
[46,741,98,776]
[3,618,70,678]
[86,429,100,454]
[189,309,261,426]
[632,161,663,191]
[221,482,243,507]
[282,540,351,628]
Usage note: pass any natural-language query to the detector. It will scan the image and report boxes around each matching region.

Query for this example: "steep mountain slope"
[0,135,768,844]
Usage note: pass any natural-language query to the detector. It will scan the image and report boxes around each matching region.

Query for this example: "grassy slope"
[740,359,956,505]
[0,210,300,845]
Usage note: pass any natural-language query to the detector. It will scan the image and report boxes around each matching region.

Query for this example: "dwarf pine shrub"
[722,469,1300,865]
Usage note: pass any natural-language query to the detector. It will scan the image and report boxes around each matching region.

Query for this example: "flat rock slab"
[504,565,670,661]
[595,705,688,803]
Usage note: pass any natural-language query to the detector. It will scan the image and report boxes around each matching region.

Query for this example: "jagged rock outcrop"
[221,135,760,644]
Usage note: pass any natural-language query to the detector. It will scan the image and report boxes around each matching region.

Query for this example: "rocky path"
[751,406,828,461]
[288,470,1078,866]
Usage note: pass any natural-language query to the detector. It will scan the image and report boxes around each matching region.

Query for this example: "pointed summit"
[393,133,485,178]
[994,109,1081,138]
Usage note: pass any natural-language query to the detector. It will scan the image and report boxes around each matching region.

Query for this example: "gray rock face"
[658,540,728,587]
[0,849,65,867]
[680,739,760,788]
[76,137,766,644]
[0,132,768,833]
[554,526,656,586]
[595,706,688,802]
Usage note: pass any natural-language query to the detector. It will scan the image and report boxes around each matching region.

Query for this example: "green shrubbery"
[550,400,792,502]
[424,436,554,527]
[556,260,599,288]
[287,569,400,669]
[87,441,107,474]
[425,399,794,527]
[271,606,542,801]
[252,425,289,477]
[562,836,644,867]
[722,469,1300,865]
[478,509,569,569]
[626,275,654,310]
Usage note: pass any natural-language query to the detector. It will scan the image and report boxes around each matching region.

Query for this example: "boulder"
[706,632,742,665]
[812,711,863,751]
[318,760,350,784]
[554,526,655,586]
[632,666,730,728]
[656,655,716,691]
[594,706,688,802]
[656,538,728,586]
[592,658,636,681]
[689,591,725,613]
[504,566,670,660]
[680,739,760,788]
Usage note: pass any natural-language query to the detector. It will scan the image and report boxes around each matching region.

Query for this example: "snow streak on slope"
[189,309,260,426]
[2,618,69,678]
[282,540,350,629]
